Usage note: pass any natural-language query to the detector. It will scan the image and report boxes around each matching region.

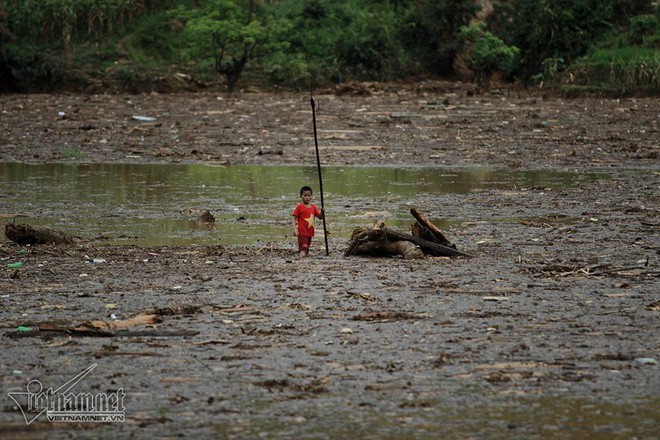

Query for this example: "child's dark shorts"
[298,235,312,251]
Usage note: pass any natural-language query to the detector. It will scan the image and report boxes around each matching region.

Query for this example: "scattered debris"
[482,296,509,302]
[132,115,157,122]
[255,377,330,394]
[92,350,163,358]
[4,313,199,338]
[352,311,426,322]
[334,81,374,96]
[646,301,660,311]
[257,146,283,156]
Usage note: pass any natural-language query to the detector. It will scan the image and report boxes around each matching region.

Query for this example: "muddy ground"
[0,82,659,439]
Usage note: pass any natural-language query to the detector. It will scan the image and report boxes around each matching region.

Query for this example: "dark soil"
[1,81,658,439]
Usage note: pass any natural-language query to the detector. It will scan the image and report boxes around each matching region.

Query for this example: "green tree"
[459,22,519,88]
[170,0,287,91]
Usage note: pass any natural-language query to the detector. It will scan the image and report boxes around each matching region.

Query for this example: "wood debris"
[345,208,472,259]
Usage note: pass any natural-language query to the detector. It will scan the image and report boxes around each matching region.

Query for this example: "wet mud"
[0,82,658,439]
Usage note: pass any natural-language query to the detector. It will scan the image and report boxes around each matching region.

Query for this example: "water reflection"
[1,163,609,246]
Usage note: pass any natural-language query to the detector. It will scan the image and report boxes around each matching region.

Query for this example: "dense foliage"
[0,0,182,89]
[568,11,659,95]
[459,22,518,87]
[0,0,657,93]
[488,0,656,83]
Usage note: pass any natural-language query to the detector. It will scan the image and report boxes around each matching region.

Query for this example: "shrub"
[459,22,519,87]
[489,0,637,82]
[627,14,659,46]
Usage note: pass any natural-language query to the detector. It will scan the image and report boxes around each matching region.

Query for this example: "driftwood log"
[5,223,77,245]
[346,222,424,259]
[384,227,472,258]
[345,209,473,259]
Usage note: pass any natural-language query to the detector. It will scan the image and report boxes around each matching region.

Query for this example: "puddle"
[0,163,617,246]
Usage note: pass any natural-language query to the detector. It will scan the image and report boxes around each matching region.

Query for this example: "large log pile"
[345,208,472,259]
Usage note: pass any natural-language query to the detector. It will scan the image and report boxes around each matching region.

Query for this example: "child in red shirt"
[292,186,324,257]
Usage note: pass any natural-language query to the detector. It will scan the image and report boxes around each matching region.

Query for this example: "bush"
[260,51,310,87]
[0,41,63,91]
[489,0,642,83]
[334,6,402,81]
[125,12,178,63]
[460,22,519,87]
[627,14,659,46]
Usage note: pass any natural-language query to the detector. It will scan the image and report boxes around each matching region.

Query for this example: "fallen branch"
[410,207,451,246]
[383,227,473,258]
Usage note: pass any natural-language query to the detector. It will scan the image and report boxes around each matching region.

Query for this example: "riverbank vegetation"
[0,0,657,94]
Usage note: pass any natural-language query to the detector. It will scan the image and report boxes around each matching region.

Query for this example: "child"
[292,186,324,257]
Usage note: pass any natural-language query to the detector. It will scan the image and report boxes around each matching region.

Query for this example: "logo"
[8,364,125,424]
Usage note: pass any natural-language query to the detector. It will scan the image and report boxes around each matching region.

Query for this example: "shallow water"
[207,394,659,440]
[0,163,614,246]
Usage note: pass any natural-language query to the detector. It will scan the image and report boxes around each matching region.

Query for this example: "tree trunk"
[383,227,472,258]
[350,239,424,259]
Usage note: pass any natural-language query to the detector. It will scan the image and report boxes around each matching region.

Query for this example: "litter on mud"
[5,312,199,338]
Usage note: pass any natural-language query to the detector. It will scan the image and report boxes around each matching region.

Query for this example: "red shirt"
[293,203,321,237]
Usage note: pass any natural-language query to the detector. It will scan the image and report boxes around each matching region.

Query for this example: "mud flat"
[0,84,658,438]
